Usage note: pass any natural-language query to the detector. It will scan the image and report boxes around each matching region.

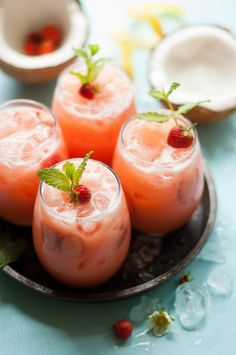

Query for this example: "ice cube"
[92,192,110,211]
[41,224,62,251]
[207,267,233,298]
[130,296,161,323]
[196,242,225,263]
[61,235,84,257]
[175,282,209,330]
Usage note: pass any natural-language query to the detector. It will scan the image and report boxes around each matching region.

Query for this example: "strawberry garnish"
[167,126,193,149]
[113,320,133,339]
[79,83,95,100]
[74,185,91,203]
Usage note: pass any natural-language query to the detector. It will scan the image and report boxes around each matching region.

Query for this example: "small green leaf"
[63,161,75,181]
[73,48,89,66]
[149,89,166,101]
[88,44,100,56]
[70,71,88,84]
[74,151,93,185]
[0,233,26,268]
[88,58,111,82]
[137,112,170,123]
[71,44,110,89]
[177,100,211,114]
[37,168,71,192]
[166,82,180,97]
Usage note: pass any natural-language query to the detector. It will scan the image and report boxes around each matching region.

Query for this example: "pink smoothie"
[112,113,204,234]
[33,159,131,287]
[52,62,136,165]
[0,100,68,225]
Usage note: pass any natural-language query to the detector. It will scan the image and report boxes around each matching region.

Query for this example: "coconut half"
[0,0,88,83]
[149,25,236,123]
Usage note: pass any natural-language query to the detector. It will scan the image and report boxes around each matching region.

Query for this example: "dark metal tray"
[2,164,216,302]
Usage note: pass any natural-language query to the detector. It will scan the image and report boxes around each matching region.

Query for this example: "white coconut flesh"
[149,25,236,112]
[0,0,87,70]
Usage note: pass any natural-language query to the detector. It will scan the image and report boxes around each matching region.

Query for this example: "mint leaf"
[88,58,111,82]
[37,168,71,192]
[88,44,100,56]
[71,44,111,86]
[137,112,170,123]
[0,233,26,268]
[166,82,180,97]
[38,152,93,204]
[74,151,93,185]
[177,100,211,114]
[63,161,75,181]
[70,71,87,84]
[73,48,89,66]
[149,89,166,101]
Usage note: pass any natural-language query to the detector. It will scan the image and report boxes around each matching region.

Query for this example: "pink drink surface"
[112,116,204,234]
[33,159,131,287]
[52,62,136,165]
[0,104,68,225]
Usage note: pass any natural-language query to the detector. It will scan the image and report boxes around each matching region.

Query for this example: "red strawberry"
[24,40,38,56]
[113,320,133,339]
[38,39,56,55]
[41,25,62,45]
[74,185,91,203]
[79,83,95,100]
[167,126,193,149]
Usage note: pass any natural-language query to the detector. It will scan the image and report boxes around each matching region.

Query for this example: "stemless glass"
[32,159,131,288]
[0,99,68,225]
[112,112,204,235]
[52,61,136,165]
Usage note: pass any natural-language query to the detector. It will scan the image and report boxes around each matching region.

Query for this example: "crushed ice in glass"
[175,282,209,330]
[130,296,161,323]
[207,267,233,298]
[122,234,161,282]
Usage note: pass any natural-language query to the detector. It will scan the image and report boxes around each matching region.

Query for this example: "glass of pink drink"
[52,61,136,165]
[112,112,204,235]
[0,100,68,225]
[33,159,131,288]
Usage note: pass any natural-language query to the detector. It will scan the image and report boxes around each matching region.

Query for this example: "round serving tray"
[2,164,216,302]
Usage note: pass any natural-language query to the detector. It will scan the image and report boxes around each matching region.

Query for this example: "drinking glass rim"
[54,60,134,117]
[119,110,199,168]
[0,99,59,158]
[39,158,122,222]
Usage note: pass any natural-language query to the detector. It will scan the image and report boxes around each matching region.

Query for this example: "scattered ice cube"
[175,282,209,330]
[130,296,161,323]
[207,267,233,298]
[196,242,225,263]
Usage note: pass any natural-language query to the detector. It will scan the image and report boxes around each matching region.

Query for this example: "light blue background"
[0,0,236,354]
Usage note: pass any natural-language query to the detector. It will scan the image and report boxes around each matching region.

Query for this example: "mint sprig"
[137,82,210,126]
[70,44,110,85]
[37,151,93,204]
[0,233,26,268]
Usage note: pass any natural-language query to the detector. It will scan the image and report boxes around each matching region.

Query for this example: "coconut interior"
[0,0,87,69]
[149,25,236,111]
